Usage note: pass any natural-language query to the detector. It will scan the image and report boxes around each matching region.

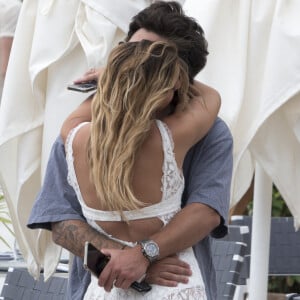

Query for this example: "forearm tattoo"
[52,220,120,258]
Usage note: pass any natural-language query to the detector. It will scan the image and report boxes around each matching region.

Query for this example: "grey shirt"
[28,117,233,300]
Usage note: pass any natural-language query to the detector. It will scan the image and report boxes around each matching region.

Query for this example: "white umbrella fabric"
[184,0,300,226]
[1,0,299,295]
[0,0,159,280]
[184,0,300,298]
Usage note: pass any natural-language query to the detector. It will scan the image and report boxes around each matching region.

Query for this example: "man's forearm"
[51,203,220,260]
[51,219,121,258]
[150,203,220,259]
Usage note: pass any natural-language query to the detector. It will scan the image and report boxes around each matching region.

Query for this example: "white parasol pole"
[248,163,273,300]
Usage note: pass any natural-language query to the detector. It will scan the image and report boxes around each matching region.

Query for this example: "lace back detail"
[161,287,206,300]
[65,121,184,226]
[156,120,184,203]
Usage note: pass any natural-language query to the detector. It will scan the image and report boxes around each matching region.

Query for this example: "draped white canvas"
[0,0,166,280]
[3,0,299,286]
[184,3,300,296]
[184,0,300,228]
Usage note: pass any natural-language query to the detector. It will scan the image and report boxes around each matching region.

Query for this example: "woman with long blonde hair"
[64,40,220,299]
[89,40,189,215]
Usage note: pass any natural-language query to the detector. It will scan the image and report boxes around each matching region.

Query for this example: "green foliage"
[269,276,300,293]
[246,185,292,217]
[0,194,14,249]
[271,186,292,217]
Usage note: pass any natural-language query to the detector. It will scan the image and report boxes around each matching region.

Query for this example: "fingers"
[145,255,192,286]
[100,248,110,257]
[100,267,131,292]
[98,248,134,291]
[98,266,113,292]
[146,266,191,286]
[146,272,189,287]
[161,263,192,276]
[74,68,99,84]
[113,277,124,289]
[98,247,149,292]
[114,277,132,290]
[98,249,114,292]
[158,255,191,269]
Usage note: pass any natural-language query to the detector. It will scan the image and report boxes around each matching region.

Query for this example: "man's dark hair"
[126,1,209,82]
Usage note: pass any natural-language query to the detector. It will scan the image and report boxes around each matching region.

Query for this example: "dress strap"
[155,119,184,203]
[65,122,89,171]
[65,120,183,224]
[65,122,89,208]
[155,119,174,153]
[65,122,89,161]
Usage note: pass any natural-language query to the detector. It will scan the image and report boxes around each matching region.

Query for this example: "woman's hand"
[73,67,104,84]
[99,246,149,292]
[98,248,192,292]
[146,255,192,286]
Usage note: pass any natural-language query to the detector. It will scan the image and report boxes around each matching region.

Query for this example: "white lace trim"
[84,247,207,299]
[65,120,184,226]
[88,219,137,248]
[84,285,206,300]
[156,120,184,204]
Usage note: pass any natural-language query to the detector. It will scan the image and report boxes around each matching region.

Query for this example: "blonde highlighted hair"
[88,40,189,216]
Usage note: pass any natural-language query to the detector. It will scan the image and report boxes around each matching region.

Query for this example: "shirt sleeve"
[27,136,85,230]
[182,118,233,238]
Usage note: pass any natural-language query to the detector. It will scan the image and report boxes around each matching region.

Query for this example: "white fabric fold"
[0,0,22,38]
[184,0,300,228]
[5,0,299,284]
[0,0,153,279]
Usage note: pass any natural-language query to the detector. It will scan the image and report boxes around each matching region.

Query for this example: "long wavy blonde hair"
[88,40,189,215]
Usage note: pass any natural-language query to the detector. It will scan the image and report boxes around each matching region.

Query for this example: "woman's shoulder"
[162,81,221,151]
[196,81,220,96]
[73,122,90,144]
[65,122,90,151]
[191,81,221,110]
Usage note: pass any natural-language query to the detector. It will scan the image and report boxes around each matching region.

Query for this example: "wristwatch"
[138,240,160,263]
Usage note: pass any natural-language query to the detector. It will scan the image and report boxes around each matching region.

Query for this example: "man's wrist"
[138,240,160,263]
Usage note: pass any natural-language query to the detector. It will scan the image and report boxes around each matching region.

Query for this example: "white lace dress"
[66,120,207,300]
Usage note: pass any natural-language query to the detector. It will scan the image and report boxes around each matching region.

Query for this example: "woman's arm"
[0,37,13,81]
[164,80,221,164]
[189,80,221,139]
[175,80,221,143]
[60,67,105,141]
[60,95,93,142]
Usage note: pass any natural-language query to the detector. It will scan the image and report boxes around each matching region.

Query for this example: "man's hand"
[98,249,192,292]
[146,255,192,287]
[99,246,149,292]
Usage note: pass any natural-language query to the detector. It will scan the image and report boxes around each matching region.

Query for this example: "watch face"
[145,242,159,257]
